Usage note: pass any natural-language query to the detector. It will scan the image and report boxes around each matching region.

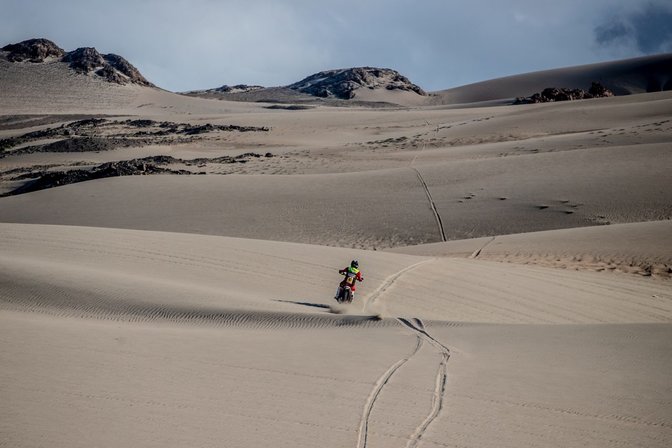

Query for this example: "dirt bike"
[335,270,360,304]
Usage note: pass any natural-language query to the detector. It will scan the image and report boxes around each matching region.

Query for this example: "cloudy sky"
[2,0,671,92]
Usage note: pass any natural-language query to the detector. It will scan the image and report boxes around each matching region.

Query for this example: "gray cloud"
[594,2,672,54]
[631,2,672,53]
[595,21,630,46]
[1,0,667,92]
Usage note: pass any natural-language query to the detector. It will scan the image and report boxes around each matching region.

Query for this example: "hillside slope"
[431,53,672,104]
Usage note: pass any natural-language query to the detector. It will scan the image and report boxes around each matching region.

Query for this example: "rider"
[336,260,364,300]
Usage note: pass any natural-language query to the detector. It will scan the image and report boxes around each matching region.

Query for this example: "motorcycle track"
[363,258,435,313]
[397,318,451,448]
[357,335,424,448]
[470,236,496,259]
[355,258,451,448]
[410,167,446,242]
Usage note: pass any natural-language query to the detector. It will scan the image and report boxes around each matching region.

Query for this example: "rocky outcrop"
[514,82,614,104]
[184,84,266,95]
[288,67,426,100]
[1,38,65,62]
[0,118,270,157]
[103,53,153,86]
[5,157,191,197]
[588,81,614,97]
[3,153,272,197]
[62,47,154,86]
[2,38,153,87]
[213,84,265,93]
[62,47,106,73]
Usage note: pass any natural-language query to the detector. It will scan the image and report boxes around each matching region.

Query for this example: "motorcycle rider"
[336,260,364,301]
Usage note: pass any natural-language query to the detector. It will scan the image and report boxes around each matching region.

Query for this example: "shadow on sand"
[274,299,382,320]
[274,299,332,311]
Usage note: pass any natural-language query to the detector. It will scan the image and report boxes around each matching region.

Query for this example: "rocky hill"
[185,67,427,105]
[1,38,153,87]
[287,67,426,100]
[187,84,265,95]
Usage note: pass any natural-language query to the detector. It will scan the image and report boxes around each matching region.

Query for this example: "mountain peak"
[288,67,426,99]
[2,38,153,87]
[62,47,153,86]
[1,38,65,62]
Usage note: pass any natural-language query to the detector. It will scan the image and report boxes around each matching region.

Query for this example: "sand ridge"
[392,220,672,278]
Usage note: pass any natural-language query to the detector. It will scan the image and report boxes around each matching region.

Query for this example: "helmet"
[351,260,359,268]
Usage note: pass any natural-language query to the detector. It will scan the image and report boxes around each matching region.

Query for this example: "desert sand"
[1,49,672,448]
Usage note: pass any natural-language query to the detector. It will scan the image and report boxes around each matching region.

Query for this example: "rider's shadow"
[273,299,332,311]
[273,299,381,320]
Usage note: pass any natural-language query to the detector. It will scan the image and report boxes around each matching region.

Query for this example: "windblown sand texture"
[1,51,671,447]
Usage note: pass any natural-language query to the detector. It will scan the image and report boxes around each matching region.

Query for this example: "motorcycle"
[335,270,360,304]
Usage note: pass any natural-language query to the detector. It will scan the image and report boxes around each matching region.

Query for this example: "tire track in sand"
[363,258,435,313]
[357,260,435,448]
[397,318,451,448]
[470,236,496,259]
[357,259,451,448]
[357,335,424,448]
[411,167,446,242]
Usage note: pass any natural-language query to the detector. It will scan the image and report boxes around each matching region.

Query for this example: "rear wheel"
[336,288,346,304]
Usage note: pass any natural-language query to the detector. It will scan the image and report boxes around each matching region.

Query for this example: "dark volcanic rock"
[126,119,157,127]
[103,54,153,86]
[263,104,314,110]
[288,67,427,100]
[5,157,190,197]
[3,153,270,197]
[180,123,269,134]
[96,65,127,84]
[1,38,65,62]
[61,48,154,86]
[62,47,106,73]
[213,84,265,93]
[1,137,148,158]
[0,118,270,158]
[39,137,121,153]
[588,81,614,98]
[3,38,154,86]
[514,82,614,104]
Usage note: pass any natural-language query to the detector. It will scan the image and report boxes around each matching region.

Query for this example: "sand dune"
[1,223,671,447]
[4,223,669,324]
[1,140,669,247]
[2,51,672,448]
[431,53,672,104]
[429,323,672,448]
[392,220,672,277]
[2,91,670,248]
